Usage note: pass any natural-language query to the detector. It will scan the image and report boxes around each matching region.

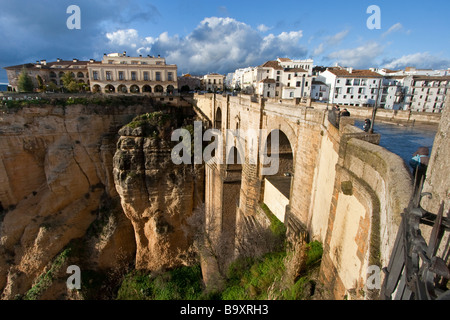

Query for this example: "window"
[93,71,98,80]
[143,72,149,81]
[156,72,161,81]
[288,74,291,80]
[290,92,294,98]
[131,72,137,81]
[358,88,365,94]
[346,79,352,86]
[119,71,124,80]
[106,71,112,81]
[347,88,353,94]
[168,72,173,81]
[353,79,360,86]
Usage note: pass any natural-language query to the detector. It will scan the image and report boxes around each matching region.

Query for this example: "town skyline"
[1,0,450,84]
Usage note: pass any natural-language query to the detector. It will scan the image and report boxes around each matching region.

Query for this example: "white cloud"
[313,43,325,56]
[382,23,403,38]
[326,41,384,68]
[106,29,140,46]
[384,52,450,70]
[257,24,271,32]
[312,29,350,58]
[105,17,308,74]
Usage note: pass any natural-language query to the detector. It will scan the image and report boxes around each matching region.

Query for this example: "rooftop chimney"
[73,58,79,62]
[57,58,62,62]
[40,60,47,65]
[89,59,95,63]
[123,51,127,56]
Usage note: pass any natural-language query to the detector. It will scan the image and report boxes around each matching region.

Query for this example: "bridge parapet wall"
[319,126,413,299]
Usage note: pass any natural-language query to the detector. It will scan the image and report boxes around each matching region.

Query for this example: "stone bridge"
[193,93,414,299]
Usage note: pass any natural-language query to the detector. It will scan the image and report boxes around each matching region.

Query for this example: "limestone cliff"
[113,112,204,271]
[0,98,162,299]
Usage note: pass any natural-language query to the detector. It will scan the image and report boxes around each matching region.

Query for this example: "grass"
[23,247,72,300]
[116,265,204,300]
[115,239,323,301]
[260,203,287,239]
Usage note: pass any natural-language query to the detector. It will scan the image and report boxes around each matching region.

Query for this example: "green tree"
[36,75,45,92]
[18,68,34,92]
[46,82,59,92]
[61,72,79,93]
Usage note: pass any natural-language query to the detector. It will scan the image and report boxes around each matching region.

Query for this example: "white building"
[87,52,178,94]
[237,58,313,99]
[203,73,226,92]
[311,78,330,102]
[406,76,450,113]
[321,66,383,107]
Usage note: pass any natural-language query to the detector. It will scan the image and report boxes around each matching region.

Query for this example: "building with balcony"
[202,73,226,92]
[406,76,450,113]
[321,66,383,107]
[235,58,313,99]
[4,58,91,92]
[87,52,178,94]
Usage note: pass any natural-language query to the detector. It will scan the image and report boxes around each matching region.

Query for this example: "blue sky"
[1,0,449,83]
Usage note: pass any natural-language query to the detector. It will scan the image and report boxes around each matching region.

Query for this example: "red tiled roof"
[326,67,383,78]
[260,60,283,70]
[284,67,307,73]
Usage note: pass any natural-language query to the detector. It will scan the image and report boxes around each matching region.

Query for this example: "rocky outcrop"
[113,113,203,271]
[0,101,159,299]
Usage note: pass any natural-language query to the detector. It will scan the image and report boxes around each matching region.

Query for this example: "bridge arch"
[215,107,222,130]
[260,128,295,224]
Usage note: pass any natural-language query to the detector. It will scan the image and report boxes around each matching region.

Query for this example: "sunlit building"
[87,52,178,94]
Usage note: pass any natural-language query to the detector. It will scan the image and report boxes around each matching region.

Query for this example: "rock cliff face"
[0,100,164,299]
[113,113,203,271]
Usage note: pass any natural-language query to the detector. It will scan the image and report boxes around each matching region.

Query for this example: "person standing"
[409,147,430,191]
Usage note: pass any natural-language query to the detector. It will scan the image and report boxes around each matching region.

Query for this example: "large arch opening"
[92,85,101,93]
[142,85,152,93]
[154,85,164,93]
[118,84,128,93]
[167,85,175,94]
[105,84,115,93]
[130,85,140,93]
[261,129,294,223]
[215,107,222,130]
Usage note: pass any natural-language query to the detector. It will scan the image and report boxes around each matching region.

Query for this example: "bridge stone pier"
[193,93,414,299]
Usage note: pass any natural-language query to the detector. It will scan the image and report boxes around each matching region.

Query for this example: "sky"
[1,0,450,83]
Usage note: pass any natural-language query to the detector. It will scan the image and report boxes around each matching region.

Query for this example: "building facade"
[321,67,383,107]
[87,52,178,94]
[202,73,226,92]
[406,76,450,112]
[4,58,91,92]
[4,53,178,95]
[235,58,313,99]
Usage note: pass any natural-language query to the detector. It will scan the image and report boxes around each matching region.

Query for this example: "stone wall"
[421,92,450,213]
[319,128,413,299]
[310,102,442,125]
